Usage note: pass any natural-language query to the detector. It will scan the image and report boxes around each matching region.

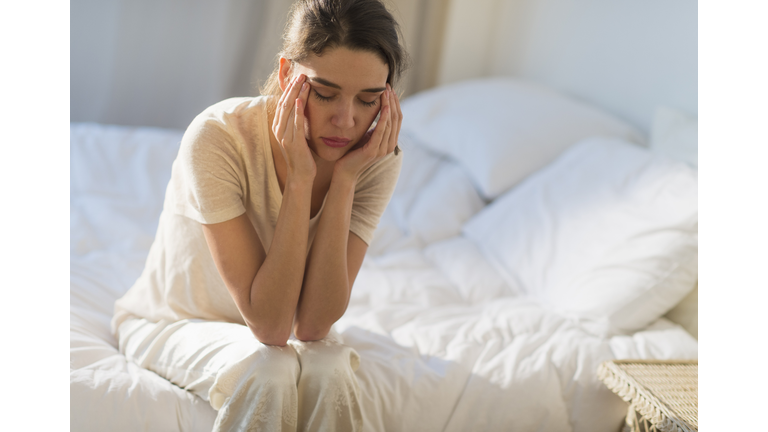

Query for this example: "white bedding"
[70,122,697,431]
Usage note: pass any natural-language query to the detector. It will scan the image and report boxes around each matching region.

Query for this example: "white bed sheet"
[70,122,697,431]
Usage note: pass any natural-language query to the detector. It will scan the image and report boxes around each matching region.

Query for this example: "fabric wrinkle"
[118,317,362,432]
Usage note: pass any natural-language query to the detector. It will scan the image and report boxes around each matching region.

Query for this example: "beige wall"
[388,0,450,98]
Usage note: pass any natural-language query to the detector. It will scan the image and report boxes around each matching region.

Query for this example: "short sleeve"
[170,112,247,224]
[350,151,403,245]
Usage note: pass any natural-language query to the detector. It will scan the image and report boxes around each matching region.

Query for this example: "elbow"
[249,325,290,347]
[293,322,331,342]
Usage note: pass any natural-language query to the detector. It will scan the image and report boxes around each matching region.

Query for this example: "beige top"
[112,96,402,331]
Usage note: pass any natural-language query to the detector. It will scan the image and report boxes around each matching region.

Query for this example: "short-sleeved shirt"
[111,96,402,332]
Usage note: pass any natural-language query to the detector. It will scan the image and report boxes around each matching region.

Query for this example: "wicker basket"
[597,360,697,432]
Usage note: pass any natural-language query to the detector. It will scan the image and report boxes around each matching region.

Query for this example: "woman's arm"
[202,179,312,346]
[202,75,316,347]
[292,173,361,341]
[294,85,402,341]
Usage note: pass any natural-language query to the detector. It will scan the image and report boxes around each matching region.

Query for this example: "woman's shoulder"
[357,150,403,189]
[182,96,270,148]
[192,96,269,129]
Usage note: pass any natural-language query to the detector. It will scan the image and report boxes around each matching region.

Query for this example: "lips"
[321,136,352,148]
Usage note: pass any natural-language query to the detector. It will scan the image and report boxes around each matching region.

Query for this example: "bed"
[70,75,698,431]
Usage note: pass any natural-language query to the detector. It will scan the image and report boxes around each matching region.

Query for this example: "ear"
[278,58,293,91]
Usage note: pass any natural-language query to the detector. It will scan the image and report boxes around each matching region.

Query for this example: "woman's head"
[262,0,407,161]
[263,0,407,98]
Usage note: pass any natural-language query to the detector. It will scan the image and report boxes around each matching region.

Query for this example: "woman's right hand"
[271,73,316,182]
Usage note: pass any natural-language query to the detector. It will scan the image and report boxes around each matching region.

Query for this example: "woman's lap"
[117,317,362,431]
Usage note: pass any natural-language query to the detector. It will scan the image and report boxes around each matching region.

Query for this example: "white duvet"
[70,123,697,432]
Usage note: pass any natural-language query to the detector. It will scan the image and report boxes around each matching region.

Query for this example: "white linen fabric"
[71,123,219,431]
[463,137,699,336]
[71,122,698,432]
[399,77,644,199]
[117,318,362,432]
[424,236,522,302]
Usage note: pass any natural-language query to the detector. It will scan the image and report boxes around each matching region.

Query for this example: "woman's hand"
[271,74,316,182]
[334,83,402,181]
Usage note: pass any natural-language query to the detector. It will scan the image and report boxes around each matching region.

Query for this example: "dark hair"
[261,0,408,106]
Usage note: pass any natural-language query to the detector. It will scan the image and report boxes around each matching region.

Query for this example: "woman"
[110,0,406,430]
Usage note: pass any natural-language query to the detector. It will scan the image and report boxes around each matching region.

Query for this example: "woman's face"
[281,48,390,162]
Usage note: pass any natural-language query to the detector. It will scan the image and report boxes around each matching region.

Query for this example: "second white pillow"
[462,137,698,335]
[400,78,643,199]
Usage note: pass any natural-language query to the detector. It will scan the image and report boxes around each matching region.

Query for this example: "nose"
[331,100,355,130]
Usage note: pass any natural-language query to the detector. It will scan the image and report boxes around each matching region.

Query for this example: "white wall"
[71,0,291,130]
[70,0,449,130]
[438,0,698,134]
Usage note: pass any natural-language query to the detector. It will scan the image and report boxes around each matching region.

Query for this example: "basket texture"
[597,360,697,432]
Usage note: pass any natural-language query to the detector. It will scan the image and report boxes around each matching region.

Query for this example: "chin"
[309,138,350,163]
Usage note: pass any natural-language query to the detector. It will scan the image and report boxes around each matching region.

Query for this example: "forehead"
[294,47,389,91]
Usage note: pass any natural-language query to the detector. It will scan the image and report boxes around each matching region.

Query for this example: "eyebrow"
[308,76,386,93]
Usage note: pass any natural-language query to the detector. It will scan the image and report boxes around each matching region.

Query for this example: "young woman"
[110,0,407,430]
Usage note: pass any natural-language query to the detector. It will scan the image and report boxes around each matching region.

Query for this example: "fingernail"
[301,83,308,92]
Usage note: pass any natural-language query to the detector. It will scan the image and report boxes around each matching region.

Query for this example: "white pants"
[117,318,363,432]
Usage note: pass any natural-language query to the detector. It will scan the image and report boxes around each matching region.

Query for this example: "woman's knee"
[292,337,361,381]
[209,344,300,410]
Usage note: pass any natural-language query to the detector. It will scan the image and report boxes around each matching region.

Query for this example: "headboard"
[435,0,698,338]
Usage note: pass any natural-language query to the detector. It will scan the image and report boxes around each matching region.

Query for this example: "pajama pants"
[117,317,363,432]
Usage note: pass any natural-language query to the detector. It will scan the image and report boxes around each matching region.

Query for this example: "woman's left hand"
[334,83,402,181]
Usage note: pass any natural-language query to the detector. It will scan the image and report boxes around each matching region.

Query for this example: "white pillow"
[368,140,485,255]
[407,163,485,245]
[400,78,644,199]
[462,137,698,335]
[650,106,698,168]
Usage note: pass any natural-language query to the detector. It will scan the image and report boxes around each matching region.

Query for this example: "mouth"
[321,136,352,148]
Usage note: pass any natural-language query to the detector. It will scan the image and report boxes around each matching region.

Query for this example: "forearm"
[246,179,313,345]
[294,172,357,340]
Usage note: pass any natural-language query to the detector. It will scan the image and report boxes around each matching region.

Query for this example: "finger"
[353,129,373,152]
[294,83,309,142]
[385,85,398,154]
[366,92,390,150]
[278,75,302,133]
[273,74,298,136]
[275,74,297,114]
[275,75,305,140]
[299,81,310,109]
[273,77,295,139]
[285,101,296,145]
[282,80,301,146]
[376,91,393,157]
[380,112,393,158]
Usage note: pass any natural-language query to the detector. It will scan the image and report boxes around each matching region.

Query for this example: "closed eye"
[360,98,378,108]
[313,89,334,102]
[313,88,379,108]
